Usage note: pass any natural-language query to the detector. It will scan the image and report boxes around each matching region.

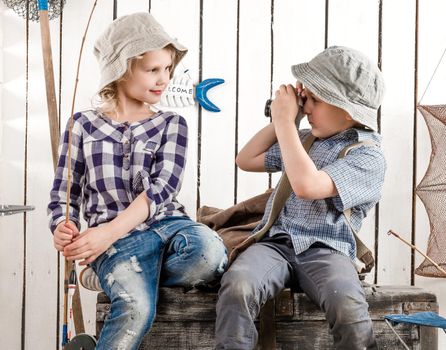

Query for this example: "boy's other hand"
[271,84,300,126]
[53,220,79,252]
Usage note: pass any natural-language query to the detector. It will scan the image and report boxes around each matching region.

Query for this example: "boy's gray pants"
[215,243,378,350]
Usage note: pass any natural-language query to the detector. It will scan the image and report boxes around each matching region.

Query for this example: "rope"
[419,45,446,104]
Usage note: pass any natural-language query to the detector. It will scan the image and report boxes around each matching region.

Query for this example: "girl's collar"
[95,108,162,126]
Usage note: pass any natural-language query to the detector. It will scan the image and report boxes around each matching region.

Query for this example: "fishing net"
[415,105,446,277]
[2,0,65,22]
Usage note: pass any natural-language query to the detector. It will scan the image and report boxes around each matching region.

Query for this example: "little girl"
[48,12,227,349]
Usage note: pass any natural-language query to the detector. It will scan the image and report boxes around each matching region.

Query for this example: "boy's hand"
[271,84,300,126]
[63,225,116,265]
[53,220,79,252]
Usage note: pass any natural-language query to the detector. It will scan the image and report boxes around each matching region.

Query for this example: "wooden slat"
[199,0,238,209]
[93,320,430,350]
[414,1,446,349]
[377,0,417,286]
[235,0,271,202]
[327,0,381,286]
[150,0,200,218]
[0,7,27,350]
[97,285,437,323]
[24,10,62,349]
[129,321,425,349]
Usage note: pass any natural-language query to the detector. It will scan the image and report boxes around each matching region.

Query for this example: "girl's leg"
[160,218,227,288]
[91,230,165,350]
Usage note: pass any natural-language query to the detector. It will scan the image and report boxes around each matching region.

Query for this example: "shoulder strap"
[247,134,316,243]
[338,139,377,273]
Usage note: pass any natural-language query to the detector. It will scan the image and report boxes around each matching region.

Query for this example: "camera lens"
[264,99,272,118]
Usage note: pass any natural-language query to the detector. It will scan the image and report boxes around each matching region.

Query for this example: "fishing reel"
[63,269,97,349]
[64,334,97,350]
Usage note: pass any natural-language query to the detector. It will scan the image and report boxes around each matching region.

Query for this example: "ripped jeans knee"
[91,230,165,350]
[161,222,228,288]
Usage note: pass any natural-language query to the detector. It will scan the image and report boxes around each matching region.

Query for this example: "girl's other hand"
[64,225,116,266]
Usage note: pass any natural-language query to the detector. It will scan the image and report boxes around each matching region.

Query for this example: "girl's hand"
[271,84,300,126]
[63,225,116,265]
[53,221,79,252]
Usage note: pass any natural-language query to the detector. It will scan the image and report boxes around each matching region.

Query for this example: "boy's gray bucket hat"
[291,46,385,131]
[94,12,187,92]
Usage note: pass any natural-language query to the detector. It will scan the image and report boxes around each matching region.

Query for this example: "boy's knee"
[322,286,369,325]
[219,267,259,303]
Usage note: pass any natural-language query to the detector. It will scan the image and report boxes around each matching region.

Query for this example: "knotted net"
[415,105,446,277]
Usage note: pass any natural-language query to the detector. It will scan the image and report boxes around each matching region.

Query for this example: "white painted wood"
[117,0,150,16]
[378,0,416,286]
[235,0,270,202]
[23,12,62,349]
[0,6,27,350]
[415,1,446,348]
[150,0,200,218]
[199,0,238,209]
[327,0,380,285]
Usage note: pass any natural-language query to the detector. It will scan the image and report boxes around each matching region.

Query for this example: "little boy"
[215,46,386,349]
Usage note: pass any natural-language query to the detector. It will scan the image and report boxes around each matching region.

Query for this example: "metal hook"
[0,205,35,217]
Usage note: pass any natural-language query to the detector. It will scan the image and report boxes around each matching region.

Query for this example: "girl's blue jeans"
[90,216,227,350]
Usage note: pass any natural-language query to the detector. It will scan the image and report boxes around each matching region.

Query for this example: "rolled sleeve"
[264,142,282,173]
[322,145,386,212]
[48,114,85,233]
[264,129,313,173]
[144,115,188,219]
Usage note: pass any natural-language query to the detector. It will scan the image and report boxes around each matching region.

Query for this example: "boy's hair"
[97,44,177,115]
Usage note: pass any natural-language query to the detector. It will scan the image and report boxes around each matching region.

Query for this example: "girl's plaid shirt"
[48,109,189,233]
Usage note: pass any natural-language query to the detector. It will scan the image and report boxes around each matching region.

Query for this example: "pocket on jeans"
[328,248,347,257]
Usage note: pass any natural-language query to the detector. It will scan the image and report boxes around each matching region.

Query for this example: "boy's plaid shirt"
[48,109,188,233]
[257,128,386,261]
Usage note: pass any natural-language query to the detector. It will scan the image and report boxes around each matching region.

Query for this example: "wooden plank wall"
[0,0,445,349]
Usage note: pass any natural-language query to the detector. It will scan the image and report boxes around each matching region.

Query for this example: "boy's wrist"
[274,119,297,134]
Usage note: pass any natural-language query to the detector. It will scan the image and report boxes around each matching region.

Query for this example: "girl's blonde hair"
[96,44,178,116]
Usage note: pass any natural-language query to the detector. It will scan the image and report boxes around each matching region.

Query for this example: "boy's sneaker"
[79,266,103,292]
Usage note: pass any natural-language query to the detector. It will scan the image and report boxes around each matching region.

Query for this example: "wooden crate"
[96,285,438,349]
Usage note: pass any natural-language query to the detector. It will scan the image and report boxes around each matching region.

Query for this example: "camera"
[264,92,306,118]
